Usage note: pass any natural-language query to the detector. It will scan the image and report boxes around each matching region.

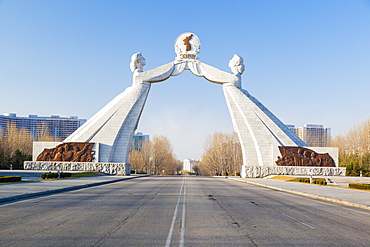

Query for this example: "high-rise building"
[132,132,149,151]
[287,124,331,147]
[182,159,199,171]
[0,113,86,141]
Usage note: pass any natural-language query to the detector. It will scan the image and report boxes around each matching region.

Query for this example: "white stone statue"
[130,52,146,73]
[130,52,176,86]
[61,32,308,174]
[228,54,245,75]
[227,54,245,88]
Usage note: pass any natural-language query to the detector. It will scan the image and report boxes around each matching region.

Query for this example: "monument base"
[241,165,346,178]
[24,161,130,176]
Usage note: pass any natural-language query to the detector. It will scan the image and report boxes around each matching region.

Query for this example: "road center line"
[282,213,315,229]
[180,180,186,247]
[165,177,186,247]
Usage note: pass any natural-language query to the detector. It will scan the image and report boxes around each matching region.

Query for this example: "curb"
[228,177,370,211]
[0,175,148,203]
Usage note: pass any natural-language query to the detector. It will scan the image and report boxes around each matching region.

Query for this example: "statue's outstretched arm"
[138,62,175,83]
[194,61,239,85]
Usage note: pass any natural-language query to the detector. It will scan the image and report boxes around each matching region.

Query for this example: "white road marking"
[282,213,315,229]
[44,209,82,224]
[165,177,186,247]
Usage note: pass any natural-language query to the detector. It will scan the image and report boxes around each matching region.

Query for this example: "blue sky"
[1,0,370,160]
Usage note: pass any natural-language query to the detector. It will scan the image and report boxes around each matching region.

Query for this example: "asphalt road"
[0,176,369,246]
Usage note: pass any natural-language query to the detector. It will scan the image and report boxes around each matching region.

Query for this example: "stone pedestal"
[24,161,130,176]
[241,165,346,178]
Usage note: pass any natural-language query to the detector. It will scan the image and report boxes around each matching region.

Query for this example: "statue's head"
[130,52,146,72]
[228,54,245,75]
[64,143,70,151]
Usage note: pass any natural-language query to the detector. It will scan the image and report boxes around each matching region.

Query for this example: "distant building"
[0,113,86,141]
[183,159,199,171]
[132,132,149,151]
[287,124,331,147]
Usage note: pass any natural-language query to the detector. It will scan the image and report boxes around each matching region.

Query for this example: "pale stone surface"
[223,85,307,169]
[242,166,346,178]
[63,83,151,163]
[224,83,340,178]
[62,53,178,163]
[24,161,130,175]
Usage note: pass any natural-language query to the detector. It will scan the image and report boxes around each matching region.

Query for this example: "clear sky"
[1,0,369,160]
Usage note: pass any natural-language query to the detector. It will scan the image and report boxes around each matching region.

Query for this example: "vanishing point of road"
[1,176,369,246]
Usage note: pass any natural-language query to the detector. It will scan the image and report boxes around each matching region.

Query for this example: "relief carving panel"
[36,142,95,162]
[276,146,335,167]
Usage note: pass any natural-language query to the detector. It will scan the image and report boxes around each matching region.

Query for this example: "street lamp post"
[57,166,61,178]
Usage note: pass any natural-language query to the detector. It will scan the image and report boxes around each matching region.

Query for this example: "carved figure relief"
[276,146,335,167]
[183,34,193,51]
[37,143,95,162]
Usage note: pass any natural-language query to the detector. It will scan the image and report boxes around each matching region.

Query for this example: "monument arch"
[28,32,344,178]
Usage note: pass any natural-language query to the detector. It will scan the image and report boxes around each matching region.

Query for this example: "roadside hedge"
[299,178,327,185]
[130,170,147,174]
[349,183,370,190]
[0,176,22,182]
[41,172,72,179]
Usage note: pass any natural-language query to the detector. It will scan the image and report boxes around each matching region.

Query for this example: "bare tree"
[128,135,179,175]
[141,140,153,174]
[197,132,242,176]
[2,123,33,157]
[330,118,370,156]
[128,149,145,173]
[330,118,370,176]
[37,123,60,142]
[152,135,174,175]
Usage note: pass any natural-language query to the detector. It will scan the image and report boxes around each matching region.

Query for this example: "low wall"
[241,166,346,178]
[24,161,130,176]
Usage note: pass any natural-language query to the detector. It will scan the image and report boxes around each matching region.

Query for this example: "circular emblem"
[174,32,201,60]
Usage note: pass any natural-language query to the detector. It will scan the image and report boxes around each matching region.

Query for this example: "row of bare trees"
[0,123,58,169]
[195,132,243,176]
[330,119,370,156]
[330,118,370,176]
[128,135,182,175]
